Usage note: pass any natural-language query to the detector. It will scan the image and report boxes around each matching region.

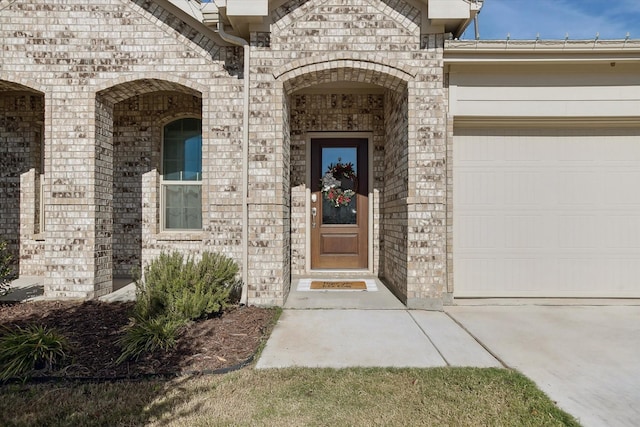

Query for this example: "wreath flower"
[321,161,357,208]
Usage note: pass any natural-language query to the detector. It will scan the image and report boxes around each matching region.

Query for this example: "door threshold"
[301,270,374,278]
[306,268,373,274]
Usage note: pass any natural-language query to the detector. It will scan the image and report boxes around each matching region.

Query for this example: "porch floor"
[0,276,44,302]
[286,276,405,309]
[1,277,137,303]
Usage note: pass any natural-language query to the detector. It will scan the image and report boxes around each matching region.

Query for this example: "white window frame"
[37,125,45,234]
[39,174,45,233]
[160,116,203,232]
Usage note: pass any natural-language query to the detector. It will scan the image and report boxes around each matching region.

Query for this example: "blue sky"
[461,0,640,40]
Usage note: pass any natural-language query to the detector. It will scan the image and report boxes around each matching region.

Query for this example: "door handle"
[311,207,317,228]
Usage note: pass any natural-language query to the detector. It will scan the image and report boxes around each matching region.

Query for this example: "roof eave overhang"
[428,0,483,38]
[444,39,640,65]
[153,0,231,45]
[164,0,484,42]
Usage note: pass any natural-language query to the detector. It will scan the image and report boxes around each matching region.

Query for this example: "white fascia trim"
[445,57,640,64]
[445,39,640,51]
[444,40,640,64]
[453,116,640,128]
[446,39,640,53]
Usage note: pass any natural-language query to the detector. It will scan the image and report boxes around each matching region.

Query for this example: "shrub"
[0,240,16,296]
[115,315,186,365]
[135,251,241,322]
[117,251,242,364]
[0,325,70,382]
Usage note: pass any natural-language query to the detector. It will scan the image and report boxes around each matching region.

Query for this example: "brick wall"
[1,0,243,298]
[381,87,409,300]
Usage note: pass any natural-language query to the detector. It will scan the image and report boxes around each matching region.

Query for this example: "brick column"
[246,75,290,306]
[44,94,113,298]
[405,34,448,310]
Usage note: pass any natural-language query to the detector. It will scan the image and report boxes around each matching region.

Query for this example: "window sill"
[156,232,204,242]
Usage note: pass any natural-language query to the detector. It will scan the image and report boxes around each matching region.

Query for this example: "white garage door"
[454,126,640,298]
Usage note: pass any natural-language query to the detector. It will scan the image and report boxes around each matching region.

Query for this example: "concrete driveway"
[447,304,640,427]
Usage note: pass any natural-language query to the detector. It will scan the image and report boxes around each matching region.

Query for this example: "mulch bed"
[0,300,279,380]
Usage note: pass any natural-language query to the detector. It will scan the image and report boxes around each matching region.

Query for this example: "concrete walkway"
[447,304,640,427]
[256,309,502,369]
[257,278,502,369]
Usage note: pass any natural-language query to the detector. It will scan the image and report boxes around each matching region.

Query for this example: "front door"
[310,138,368,269]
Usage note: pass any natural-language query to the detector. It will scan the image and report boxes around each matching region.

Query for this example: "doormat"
[310,281,367,290]
[297,278,378,292]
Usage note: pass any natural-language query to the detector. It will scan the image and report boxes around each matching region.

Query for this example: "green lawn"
[0,367,580,426]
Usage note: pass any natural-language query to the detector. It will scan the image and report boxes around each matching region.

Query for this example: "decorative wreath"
[321,161,357,208]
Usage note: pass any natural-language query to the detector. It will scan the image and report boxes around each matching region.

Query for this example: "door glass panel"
[320,147,357,225]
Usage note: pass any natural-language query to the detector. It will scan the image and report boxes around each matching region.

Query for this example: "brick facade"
[1,0,451,308]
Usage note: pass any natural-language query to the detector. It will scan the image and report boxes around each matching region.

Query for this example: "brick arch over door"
[0,80,45,94]
[0,79,45,276]
[277,61,412,301]
[275,55,416,95]
[96,77,204,106]
[96,79,203,279]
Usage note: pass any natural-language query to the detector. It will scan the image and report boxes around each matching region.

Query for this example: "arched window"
[161,118,202,230]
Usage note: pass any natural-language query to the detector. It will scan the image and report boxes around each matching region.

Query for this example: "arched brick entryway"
[276,58,413,303]
[0,80,45,278]
[96,78,205,287]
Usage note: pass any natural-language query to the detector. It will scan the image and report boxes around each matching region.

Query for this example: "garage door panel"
[557,139,597,161]
[557,258,603,290]
[557,172,600,206]
[454,128,640,298]
[457,138,499,162]
[456,256,639,297]
[504,139,547,161]
[456,255,554,297]
[504,216,546,248]
[504,172,546,205]
[604,216,640,248]
[607,259,640,290]
[456,172,499,207]
[602,172,640,205]
[600,140,640,162]
[557,216,599,248]
[456,215,503,249]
